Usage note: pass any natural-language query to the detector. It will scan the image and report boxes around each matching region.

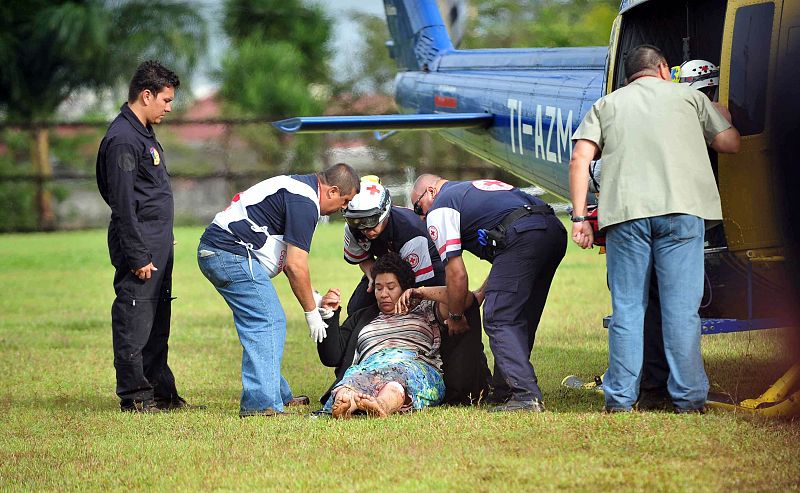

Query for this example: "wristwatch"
[448,312,464,321]
[571,215,589,222]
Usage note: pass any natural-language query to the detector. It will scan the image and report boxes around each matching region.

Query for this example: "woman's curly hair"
[371,252,415,291]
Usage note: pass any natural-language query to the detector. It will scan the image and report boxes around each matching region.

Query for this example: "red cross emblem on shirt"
[473,179,513,191]
[225,192,242,211]
[366,185,380,195]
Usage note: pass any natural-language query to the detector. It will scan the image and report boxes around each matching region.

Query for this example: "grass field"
[1,222,798,491]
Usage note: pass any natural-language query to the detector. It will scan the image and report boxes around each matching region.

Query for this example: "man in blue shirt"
[198,163,359,417]
[412,174,566,412]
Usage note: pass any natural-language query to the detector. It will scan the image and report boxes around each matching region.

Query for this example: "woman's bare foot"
[331,388,357,419]
[354,393,389,417]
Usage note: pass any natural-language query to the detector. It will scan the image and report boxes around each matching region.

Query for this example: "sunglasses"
[345,214,382,230]
[412,189,427,216]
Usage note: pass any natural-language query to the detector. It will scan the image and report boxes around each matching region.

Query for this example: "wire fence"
[0,118,506,232]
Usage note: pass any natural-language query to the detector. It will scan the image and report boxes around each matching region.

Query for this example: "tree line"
[0,0,617,231]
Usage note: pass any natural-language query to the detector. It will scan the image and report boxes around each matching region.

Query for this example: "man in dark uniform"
[412,174,567,412]
[342,179,491,404]
[96,60,190,413]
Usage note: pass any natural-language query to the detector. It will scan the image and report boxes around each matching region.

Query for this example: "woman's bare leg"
[331,387,357,419]
[355,382,407,417]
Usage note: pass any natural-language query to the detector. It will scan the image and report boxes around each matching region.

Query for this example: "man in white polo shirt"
[197,163,359,417]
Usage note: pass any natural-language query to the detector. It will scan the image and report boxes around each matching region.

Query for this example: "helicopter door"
[604,14,623,96]
[717,0,781,252]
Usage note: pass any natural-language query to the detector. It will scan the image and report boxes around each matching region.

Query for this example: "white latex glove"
[305,309,328,343]
[312,289,334,319]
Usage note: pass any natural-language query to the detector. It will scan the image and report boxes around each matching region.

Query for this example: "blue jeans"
[197,242,294,413]
[604,214,709,411]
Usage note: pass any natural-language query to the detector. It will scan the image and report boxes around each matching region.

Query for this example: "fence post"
[31,126,55,231]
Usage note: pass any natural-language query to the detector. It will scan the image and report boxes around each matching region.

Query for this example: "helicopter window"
[729,3,774,136]
[612,1,726,91]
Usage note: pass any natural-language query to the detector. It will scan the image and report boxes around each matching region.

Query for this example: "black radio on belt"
[478,204,554,260]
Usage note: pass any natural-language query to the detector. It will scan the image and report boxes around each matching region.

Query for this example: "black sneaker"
[674,406,707,415]
[484,392,511,405]
[155,396,207,411]
[285,395,311,407]
[121,399,161,414]
[488,398,546,413]
[604,406,633,413]
[635,389,672,411]
[239,408,286,418]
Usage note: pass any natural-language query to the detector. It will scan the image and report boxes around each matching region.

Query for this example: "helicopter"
[274,0,800,417]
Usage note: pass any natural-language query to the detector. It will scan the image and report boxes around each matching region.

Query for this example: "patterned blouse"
[354,300,443,371]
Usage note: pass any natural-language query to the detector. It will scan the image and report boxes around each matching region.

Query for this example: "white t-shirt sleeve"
[343,225,370,264]
[426,207,462,260]
[399,235,435,283]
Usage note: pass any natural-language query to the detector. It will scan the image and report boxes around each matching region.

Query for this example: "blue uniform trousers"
[483,214,567,402]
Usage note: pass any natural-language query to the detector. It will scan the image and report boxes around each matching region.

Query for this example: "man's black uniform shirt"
[96,103,172,270]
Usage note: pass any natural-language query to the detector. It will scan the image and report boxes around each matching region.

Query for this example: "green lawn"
[0,222,798,491]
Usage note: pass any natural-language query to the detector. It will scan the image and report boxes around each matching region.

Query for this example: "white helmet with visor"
[674,59,719,89]
[343,180,391,230]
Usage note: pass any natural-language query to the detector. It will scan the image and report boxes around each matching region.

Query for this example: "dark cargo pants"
[109,221,180,407]
[483,214,567,402]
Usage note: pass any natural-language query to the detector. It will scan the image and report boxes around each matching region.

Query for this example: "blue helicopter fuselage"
[394,46,606,198]
[272,0,799,326]
[274,0,607,200]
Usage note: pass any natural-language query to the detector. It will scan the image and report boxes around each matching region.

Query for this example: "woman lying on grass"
[316,252,479,418]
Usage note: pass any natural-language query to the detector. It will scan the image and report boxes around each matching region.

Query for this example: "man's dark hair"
[371,252,415,291]
[128,60,180,102]
[624,44,667,80]
[319,163,360,195]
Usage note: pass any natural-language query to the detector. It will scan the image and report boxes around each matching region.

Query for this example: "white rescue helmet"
[343,180,391,230]
[676,59,719,89]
